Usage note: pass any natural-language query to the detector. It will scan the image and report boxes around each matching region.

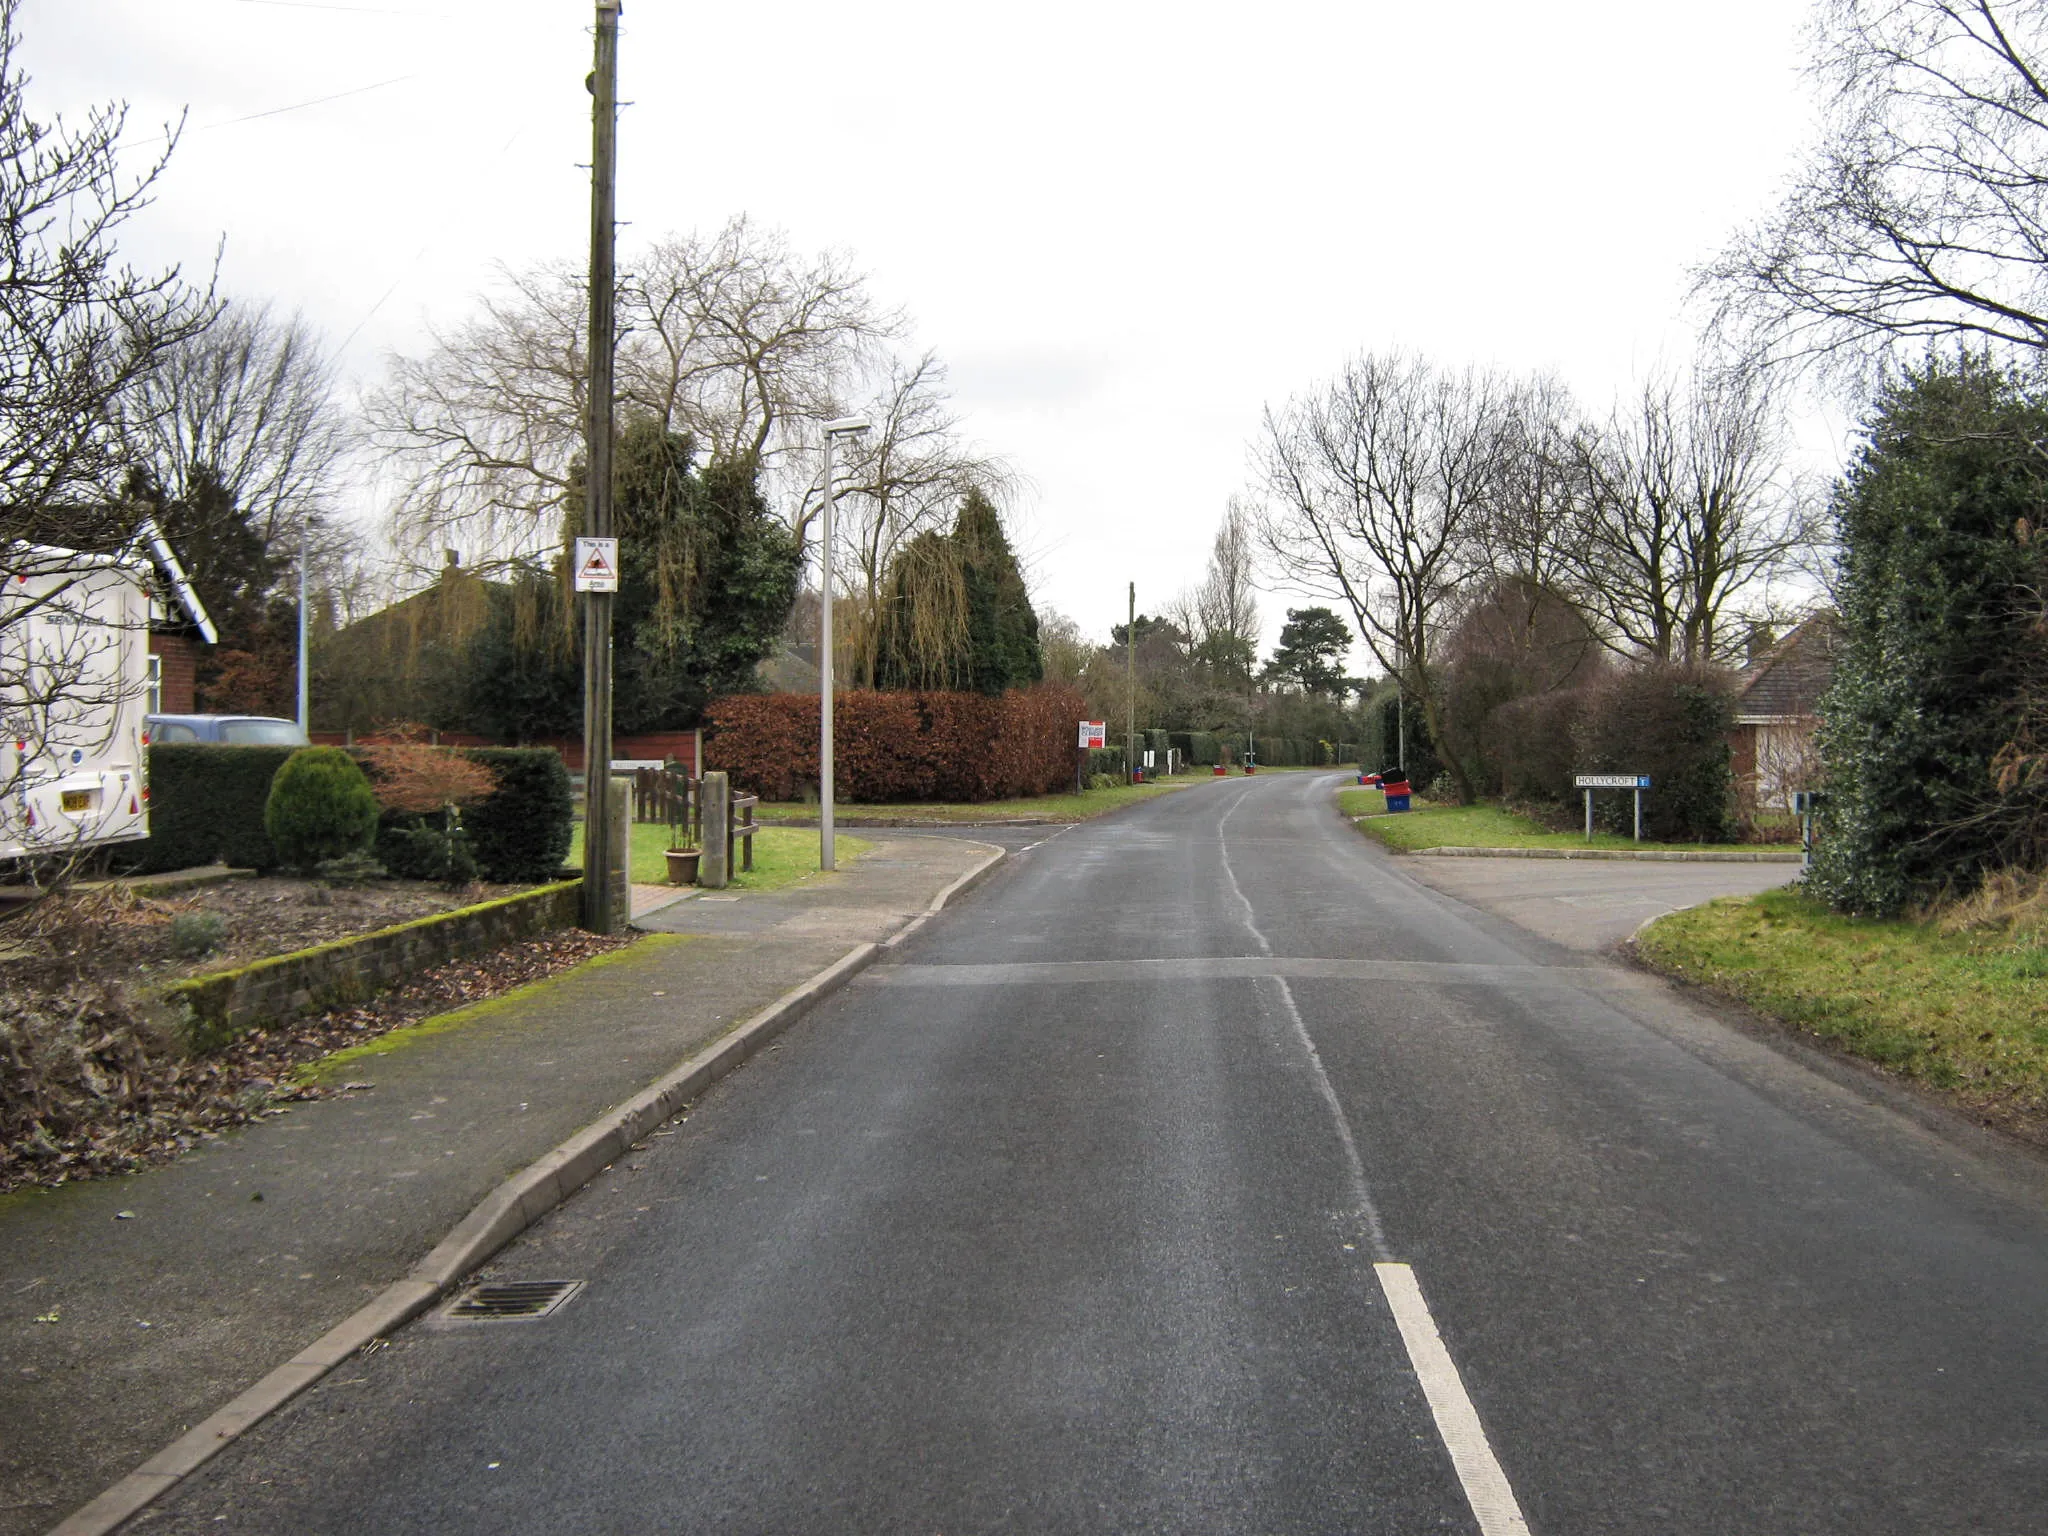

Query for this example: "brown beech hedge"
[703,685,1084,802]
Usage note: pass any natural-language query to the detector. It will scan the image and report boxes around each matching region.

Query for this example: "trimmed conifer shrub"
[463,748,574,882]
[264,748,380,871]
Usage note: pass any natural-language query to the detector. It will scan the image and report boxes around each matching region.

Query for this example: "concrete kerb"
[1393,842,1803,864]
[53,840,1007,1536]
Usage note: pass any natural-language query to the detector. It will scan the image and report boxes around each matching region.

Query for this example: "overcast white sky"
[24,0,1838,660]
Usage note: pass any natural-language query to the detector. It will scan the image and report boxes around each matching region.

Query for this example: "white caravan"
[2,528,214,864]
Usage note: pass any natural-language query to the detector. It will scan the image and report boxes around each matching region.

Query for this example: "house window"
[146,653,162,716]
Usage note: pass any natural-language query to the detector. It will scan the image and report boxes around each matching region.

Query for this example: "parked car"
[146,713,309,747]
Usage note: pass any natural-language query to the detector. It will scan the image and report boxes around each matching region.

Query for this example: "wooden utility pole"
[580,0,621,933]
[1125,581,1136,785]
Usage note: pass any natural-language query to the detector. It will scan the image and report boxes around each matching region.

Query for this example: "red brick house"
[1731,615,1838,811]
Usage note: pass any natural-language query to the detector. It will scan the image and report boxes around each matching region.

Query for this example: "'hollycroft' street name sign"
[1575,773,1652,841]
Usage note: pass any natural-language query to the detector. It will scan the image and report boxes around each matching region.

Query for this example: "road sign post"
[1574,774,1652,842]
[578,0,621,935]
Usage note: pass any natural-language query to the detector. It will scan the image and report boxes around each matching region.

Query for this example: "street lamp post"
[818,416,869,873]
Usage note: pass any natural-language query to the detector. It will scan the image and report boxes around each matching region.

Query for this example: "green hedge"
[129,743,571,881]
[126,744,298,872]
[1086,745,1126,778]
[1256,736,1321,767]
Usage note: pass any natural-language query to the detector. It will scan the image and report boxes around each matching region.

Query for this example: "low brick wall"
[166,881,583,1053]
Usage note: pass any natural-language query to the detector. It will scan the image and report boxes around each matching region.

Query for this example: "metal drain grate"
[442,1279,584,1322]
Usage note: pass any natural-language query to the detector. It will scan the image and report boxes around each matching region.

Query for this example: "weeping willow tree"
[874,489,1041,694]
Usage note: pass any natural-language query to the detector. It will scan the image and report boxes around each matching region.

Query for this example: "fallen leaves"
[2,928,631,1192]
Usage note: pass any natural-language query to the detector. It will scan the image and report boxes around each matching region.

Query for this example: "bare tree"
[0,0,211,555]
[121,299,354,629]
[1478,373,1587,594]
[0,0,215,842]
[367,216,902,573]
[1193,497,1261,687]
[366,260,590,574]
[630,216,903,481]
[1035,610,1094,688]
[1701,0,2048,374]
[1568,364,1798,663]
[124,301,349,545]
[1253,351,1520,799]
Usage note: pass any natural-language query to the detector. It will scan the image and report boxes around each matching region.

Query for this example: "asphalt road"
[137,773,2048,1534]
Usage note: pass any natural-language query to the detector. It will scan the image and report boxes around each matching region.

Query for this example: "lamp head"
[823,416,871,437]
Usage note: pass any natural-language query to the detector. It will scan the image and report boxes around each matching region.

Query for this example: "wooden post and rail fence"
[627,764,755,886]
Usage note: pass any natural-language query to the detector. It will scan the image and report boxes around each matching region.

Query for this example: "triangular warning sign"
[573,537,620,591]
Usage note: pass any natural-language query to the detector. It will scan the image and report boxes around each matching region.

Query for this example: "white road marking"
[1376,1262,1534,1535]
[1223,775,1534,1535]
[1267,973,1393,1258]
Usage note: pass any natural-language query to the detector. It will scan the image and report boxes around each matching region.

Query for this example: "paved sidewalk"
[0,835,997,1536]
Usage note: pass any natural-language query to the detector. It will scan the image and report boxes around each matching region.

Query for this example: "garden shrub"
[1487,689,1588,806]
[1572,663,1735,842]
[265,748,381,870]
[1087,745,1127,779]
[1372,692,1441,786]
[463,748,573,882]
[169,911,225,958]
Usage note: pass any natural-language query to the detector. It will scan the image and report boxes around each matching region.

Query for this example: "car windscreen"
[221,720,308,745]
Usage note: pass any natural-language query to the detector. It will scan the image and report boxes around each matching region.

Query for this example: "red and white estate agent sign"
[1079,721,1107,749]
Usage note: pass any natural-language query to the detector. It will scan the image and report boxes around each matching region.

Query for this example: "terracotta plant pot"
[665,848,701,885]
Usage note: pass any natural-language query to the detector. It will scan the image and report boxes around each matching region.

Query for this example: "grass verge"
[1338,791,1755,855]
[1636,887,2048,1145]
[748,773,1215,825]
[570,822,875,890]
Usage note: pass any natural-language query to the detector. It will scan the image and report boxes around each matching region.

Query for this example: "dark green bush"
[374,814,477,885]
[1573,663,1734,842]
[1086,744,1127,779]
[169,911,225,957]
[265,748,381,870]
[1810,358,2048,914]
[463,748,573,881]
[1373,693,1441,785]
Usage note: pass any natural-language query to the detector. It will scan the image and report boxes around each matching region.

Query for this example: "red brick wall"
[148,633,200,714]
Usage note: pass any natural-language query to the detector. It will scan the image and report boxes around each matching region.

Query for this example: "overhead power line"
[123,74,415,146]
[232,1,427,15]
